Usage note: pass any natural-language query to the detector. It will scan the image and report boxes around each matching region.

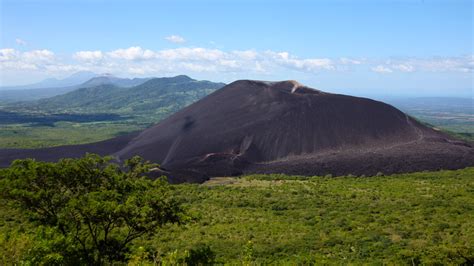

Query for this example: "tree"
[0,154,185,265]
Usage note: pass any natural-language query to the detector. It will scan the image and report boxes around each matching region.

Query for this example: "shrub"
[185,244,216,265]
[242,240,254,264]
[0,154,185,265]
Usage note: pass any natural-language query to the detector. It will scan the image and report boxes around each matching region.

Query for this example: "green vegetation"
[148,170,474,264]
[390,97,474,142]
[7,76,223,115]
[1,155,473,264]
[0,122,145,148]
[0,76,224,148]
[0,155,185,265]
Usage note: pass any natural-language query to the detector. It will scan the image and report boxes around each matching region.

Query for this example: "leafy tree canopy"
[0,154,185,265]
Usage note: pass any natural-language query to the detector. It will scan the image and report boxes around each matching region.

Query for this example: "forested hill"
[10,75,225,115]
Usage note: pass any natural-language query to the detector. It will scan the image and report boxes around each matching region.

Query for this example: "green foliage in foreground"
[145,169,474,265]
[0,155,185,265]
[0,156,473,265]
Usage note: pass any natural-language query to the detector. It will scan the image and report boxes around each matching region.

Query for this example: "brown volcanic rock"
[114,80,474,179]
[1,80,473,182]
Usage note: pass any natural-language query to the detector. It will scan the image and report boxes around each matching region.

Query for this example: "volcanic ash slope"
[115,80,474,181]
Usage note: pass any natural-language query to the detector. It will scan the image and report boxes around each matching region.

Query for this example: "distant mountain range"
[0,72,154,102]
[80,74,152,88]
[0,71,98,91]
[5,75,225,123]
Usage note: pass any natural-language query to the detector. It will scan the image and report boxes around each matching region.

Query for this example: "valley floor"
[3,168,472,264]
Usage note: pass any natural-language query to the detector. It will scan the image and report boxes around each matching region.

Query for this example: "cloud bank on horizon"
[2,46,473,73]
[1,46,472,77]
[1,46,472,96]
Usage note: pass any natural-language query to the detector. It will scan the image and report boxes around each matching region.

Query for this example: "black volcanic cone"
[1,80,472,182]
[114,80,474,180]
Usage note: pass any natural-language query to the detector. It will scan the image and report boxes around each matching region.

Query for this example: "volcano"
[1,80,473,182]
[115,80,473,181]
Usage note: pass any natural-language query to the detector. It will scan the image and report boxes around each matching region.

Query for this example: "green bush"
[0,154,185,265]
[185,243,216,265]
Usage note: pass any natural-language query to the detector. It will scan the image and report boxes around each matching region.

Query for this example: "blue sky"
[0,0,472,96]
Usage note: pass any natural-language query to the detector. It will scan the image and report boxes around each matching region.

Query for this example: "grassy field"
[0,112,162,148]
[0,103,168,148]
[388,97,474,142]
[0,121,145,148]
[2,167,472,264]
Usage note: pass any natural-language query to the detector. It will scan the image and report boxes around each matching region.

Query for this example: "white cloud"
[0,46,361,76]
[22,49,55,62]
[165,35,186,44]
[0,48,56,66]
[392,64,415,72]
[1,61,38,70]
[372,65,393,73]
[413,56,473,72]
[266,51,335,71]
[255,61,265,72]
[73,50,103,61]
[372,56,473,73]
[157,48,225,61]
[232,50,258,60]
[181,62,216,72]
[0,49,56,71]
[128,67,147,75]
[107,46,156,60]
[2,46,472,84]
[0,48,19,61]
[44,64,88,73]
[15,38,27,46]
[340,57,362,65]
